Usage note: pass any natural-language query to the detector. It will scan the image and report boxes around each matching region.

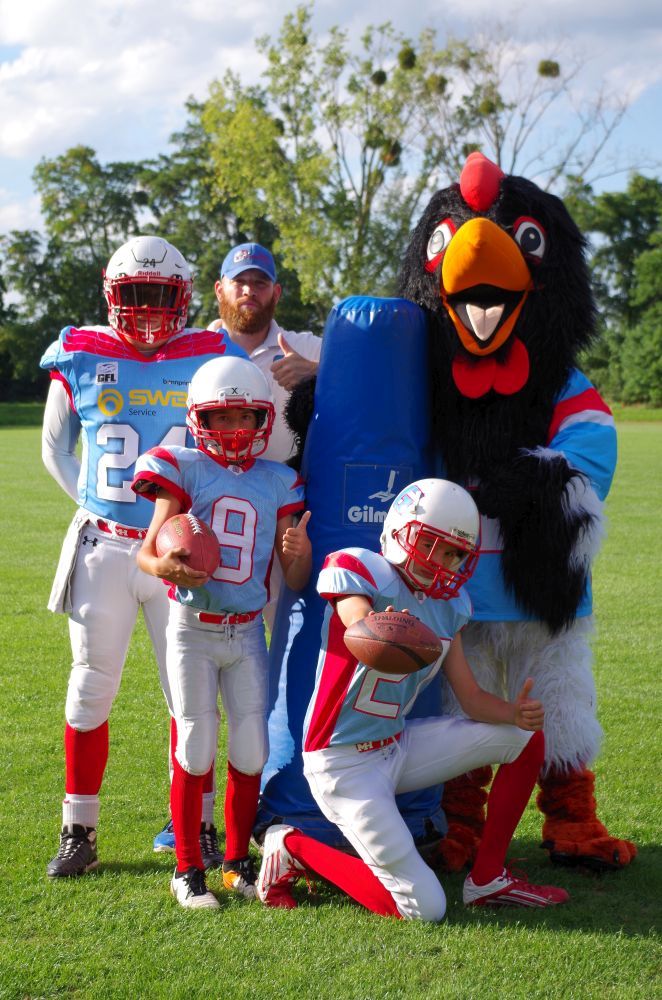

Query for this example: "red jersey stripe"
[303,611,358,752]
[546,388,612,444]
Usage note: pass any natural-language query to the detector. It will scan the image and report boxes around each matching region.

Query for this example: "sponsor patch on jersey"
[96,361,119,385]
[343,465,412,528]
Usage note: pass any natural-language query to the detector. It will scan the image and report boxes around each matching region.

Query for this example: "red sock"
[64,721,109,795]
[470,730,545,885]
[224,762,261,860]
[285,832,401,919]
[171,755,204,871]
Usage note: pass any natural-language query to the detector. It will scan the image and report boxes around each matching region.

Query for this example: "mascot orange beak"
[441,218,534,356]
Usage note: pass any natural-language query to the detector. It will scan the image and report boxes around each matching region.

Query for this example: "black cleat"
[47,825,98,878]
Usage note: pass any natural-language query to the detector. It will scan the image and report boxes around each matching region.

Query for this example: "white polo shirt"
[209,319,322,463]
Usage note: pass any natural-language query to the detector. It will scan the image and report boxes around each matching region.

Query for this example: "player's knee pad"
[227,717,268,775]
[401,879,447,923]
[65,664,120,730]
[175,719,216,776]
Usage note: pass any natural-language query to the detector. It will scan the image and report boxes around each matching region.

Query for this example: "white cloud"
[0,188,42,230]
[0,0,659,229]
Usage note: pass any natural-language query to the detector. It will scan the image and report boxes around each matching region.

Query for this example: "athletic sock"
[285,832,401,918]
[223,763,261,860]
[64,721,109,795]
[171,756,205,871]
[201,791,215,825]
[470,729,545,886]
[62,794,99,829]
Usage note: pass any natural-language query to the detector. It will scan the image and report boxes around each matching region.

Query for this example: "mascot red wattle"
[397,152,635,871]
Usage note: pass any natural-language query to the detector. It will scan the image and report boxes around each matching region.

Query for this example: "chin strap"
[451,337,529,398]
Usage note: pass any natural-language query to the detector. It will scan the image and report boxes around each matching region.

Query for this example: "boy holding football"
[133,355,311,909]
[255,478,569,921]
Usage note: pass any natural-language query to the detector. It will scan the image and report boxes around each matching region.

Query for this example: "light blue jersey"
[303,548,472,750]
[39,325,246,529]
[132,445,305,613]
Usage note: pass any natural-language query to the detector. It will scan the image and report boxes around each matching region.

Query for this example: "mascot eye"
[512,216,547,261]
[426,219,456,264]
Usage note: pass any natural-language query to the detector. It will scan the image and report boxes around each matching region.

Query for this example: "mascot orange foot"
[537,766,637,871]
[431,767,492,872]
[433,765,636,873]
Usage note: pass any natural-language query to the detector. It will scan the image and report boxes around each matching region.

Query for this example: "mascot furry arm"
[396,153,636,871]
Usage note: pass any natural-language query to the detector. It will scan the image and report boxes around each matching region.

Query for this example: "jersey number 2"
[96,424,186,502]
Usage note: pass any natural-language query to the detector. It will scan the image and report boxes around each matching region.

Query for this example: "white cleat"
[463,868,569,907]
[256,824,306,909]
[170,866,220,909]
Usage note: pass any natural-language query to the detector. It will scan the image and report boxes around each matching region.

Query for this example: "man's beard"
[218,288,278,335]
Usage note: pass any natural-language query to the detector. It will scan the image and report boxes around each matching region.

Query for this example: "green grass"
[1,400,661,428]
[0,423,660,999]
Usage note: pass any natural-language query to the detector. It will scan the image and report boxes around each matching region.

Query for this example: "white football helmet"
[380,478,480,599]
[103,235,192,346]
[186,356,275,463]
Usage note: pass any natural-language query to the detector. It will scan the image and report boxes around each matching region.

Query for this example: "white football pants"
[65,524,172,731]
[166,603,269,777]
[304,715,531,921]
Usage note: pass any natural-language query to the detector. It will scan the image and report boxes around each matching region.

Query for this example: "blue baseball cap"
[220,243,277,282]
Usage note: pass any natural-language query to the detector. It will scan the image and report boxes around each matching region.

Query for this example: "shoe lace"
[200,824,220,856]
[224,856,256,886]
[57,828,88,859]
[502,866,535,890]
[186,868,209,895]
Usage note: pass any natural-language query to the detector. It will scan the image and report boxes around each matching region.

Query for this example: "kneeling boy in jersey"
[134,356,311,909]
[256,479,568,920]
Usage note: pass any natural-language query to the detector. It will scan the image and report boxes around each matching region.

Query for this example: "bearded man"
[209,243,321,465]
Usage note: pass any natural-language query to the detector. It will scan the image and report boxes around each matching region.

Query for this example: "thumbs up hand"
[513,677,545,731]
[270,332,319,391]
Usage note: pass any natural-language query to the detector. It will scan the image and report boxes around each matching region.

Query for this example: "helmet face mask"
[103,236,192,347]
[380,479,480,599]
[186,357,275,464]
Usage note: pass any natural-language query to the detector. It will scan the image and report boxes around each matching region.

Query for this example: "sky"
[0,0,660,234]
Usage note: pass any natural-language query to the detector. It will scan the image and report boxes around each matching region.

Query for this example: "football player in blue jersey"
[133,356,312,909]
[41,236,246,879]
[255,479,569,920]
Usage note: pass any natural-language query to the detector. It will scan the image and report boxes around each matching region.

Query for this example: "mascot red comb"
[397,152,635,871]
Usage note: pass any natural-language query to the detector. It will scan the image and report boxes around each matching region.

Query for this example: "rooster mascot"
[257,152,635,872]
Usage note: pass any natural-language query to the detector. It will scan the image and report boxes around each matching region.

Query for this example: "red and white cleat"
[256,824,306,910]
[463,868,569,908]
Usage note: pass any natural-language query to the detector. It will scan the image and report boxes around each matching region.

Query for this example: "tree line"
[1,5,660,404]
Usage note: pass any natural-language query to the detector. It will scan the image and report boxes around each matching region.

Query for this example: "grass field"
[0,414,660,999]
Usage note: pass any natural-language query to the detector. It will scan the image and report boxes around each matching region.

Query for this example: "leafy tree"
[0,147,142,398]
[621,230,662,405]
[199,5,630,320]
[568,174,662,402]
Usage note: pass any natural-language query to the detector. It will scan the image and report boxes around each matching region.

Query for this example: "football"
[155,513,220,575]
[343,612,442,675]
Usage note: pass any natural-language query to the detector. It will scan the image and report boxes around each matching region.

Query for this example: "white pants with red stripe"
[64,523,172,731]
[303,716,531,921]
[166,602,269,777]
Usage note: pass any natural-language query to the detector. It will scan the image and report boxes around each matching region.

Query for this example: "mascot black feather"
[396,153,635,871]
